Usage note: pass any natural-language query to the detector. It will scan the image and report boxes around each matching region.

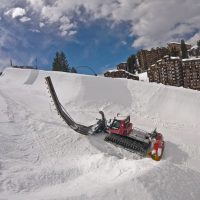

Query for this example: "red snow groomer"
[105,115,164,161]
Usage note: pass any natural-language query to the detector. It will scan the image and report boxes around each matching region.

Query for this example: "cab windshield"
[111,120,120,129]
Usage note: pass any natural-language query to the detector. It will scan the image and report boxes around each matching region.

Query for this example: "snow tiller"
[104,115,164,161]
[45,76,164,161]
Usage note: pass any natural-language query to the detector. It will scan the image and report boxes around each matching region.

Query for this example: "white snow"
[170,56,180,60]
[190,45,198,50]
[138,72,149,82]
[168,41,191,45]
[163,55,169,58]
[0,68,200,200]
[182,57,200,61]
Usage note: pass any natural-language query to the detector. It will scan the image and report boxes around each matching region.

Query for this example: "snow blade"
[104,134,150,157]
[45,76,92,135]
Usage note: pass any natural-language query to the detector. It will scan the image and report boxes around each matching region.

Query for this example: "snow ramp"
[24,69,39,85]
[1,68,200,200]
[2,67,200,127]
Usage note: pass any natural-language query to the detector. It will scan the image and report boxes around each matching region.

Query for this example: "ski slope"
[0,68,200,200]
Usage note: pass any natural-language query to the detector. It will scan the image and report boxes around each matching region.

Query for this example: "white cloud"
[39,22,45,28]
[59,16,77,37]
[30,29,40,33]
[68,30,77,36]
[121,41,127,46]
[26,0,44,11]
[25,0,200,47]
[1,0,200,48]
[28,0,115,37]
[5,7,26,18]
[187,33,200,45]
[20,16,31,22]
[1,0,200,71]
[112,0,200,48]
[0,27,15,48]
[0,27,18,70]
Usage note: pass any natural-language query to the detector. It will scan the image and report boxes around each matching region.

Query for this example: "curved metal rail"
[45,76,92,135]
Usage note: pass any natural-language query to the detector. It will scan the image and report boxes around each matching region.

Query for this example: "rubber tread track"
[45,76,91,135]
[104,133,150,156]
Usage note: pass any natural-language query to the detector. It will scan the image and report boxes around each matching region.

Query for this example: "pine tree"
[52,51,69,72]
[71,67,77,73]
[196,40,200,57]
[52,52,61,71]
[60,51,69,72]
[197,40,200,48]
[127,54,137,74]
[181,39,188,59]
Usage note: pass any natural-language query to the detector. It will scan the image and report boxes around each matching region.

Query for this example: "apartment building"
[137,47,169,71]
[117,62,128,71]
[182,58,200,90]
[148,55,200,91]
[104,69,139,80]
[167,42,192,56]
[148,55,183,87]
[188,45,200,57]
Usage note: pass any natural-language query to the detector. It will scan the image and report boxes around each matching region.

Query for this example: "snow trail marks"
[1,68,200,200]
[138,162,200,200]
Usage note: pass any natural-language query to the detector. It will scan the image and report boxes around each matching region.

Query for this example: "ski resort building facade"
[104,69,139,80]
[117,62,128,71]
[147,56,183,87]
[188,45,200,57]
[148,56,200,90]
[167,42,192,56]
[137,42,192,72]
[137,47,169,71]
[182,58,200,90]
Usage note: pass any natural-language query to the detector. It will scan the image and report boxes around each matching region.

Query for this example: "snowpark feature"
[0,68,200,200]
[45,76,164,161]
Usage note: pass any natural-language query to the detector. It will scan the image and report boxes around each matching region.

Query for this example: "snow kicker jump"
[45,76,165,161]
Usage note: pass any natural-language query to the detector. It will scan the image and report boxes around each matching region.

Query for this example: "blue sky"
[0,0,200,74]
[53,19,135,74]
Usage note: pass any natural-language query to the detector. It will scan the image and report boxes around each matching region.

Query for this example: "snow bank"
[0,68,200,200]
[138,72,149,82]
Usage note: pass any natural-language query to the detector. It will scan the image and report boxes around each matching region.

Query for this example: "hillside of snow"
[0,68,200,200]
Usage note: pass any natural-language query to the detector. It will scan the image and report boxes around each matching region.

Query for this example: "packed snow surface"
[0,68,200,200]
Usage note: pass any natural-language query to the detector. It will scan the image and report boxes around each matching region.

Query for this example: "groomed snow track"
[1,68,200,200]
[45,76,92,135]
